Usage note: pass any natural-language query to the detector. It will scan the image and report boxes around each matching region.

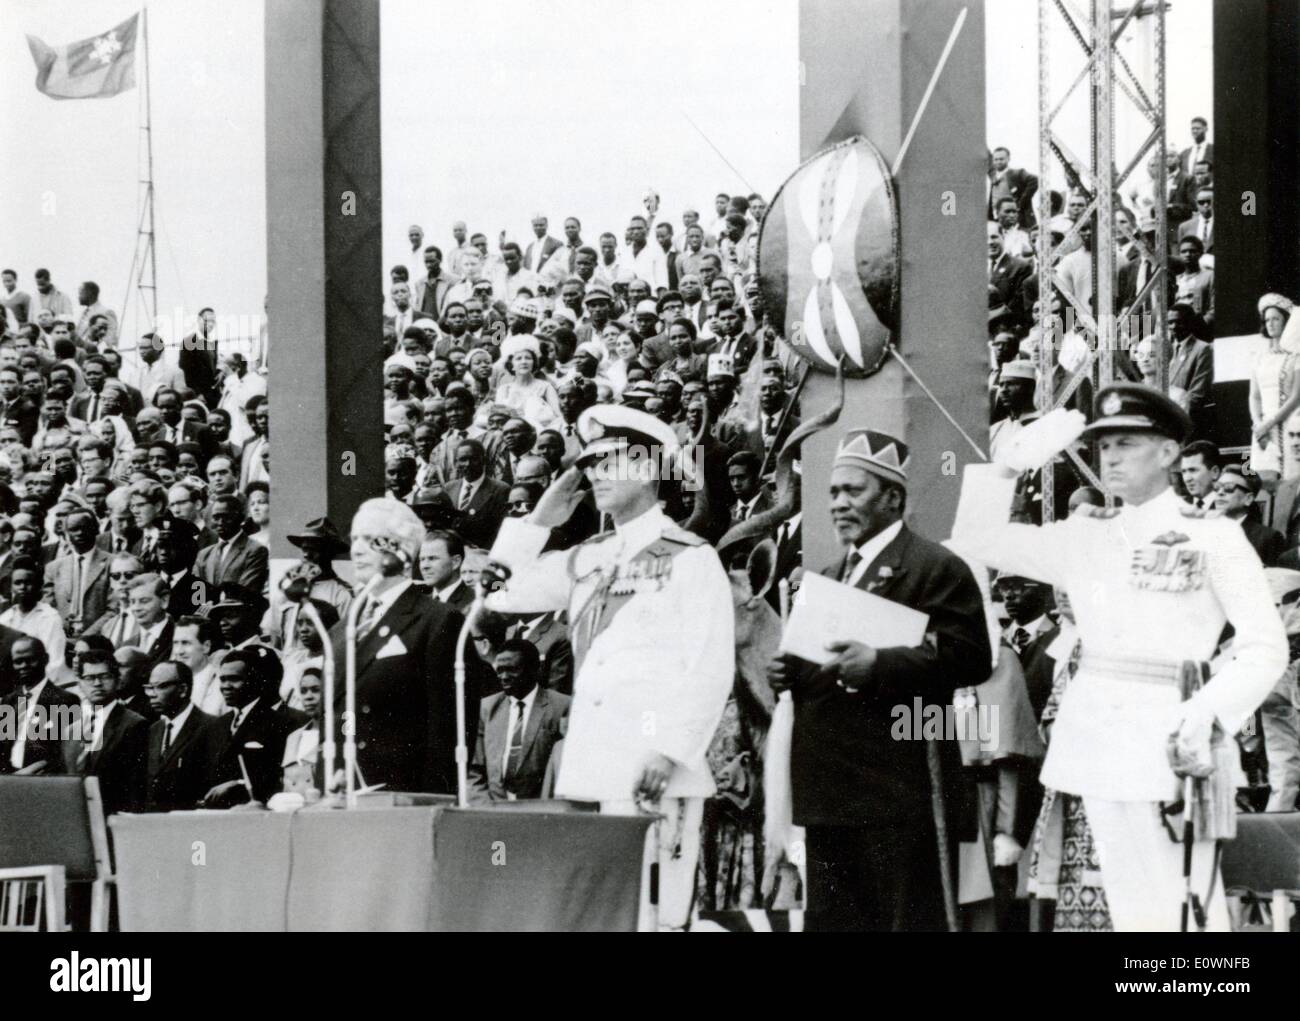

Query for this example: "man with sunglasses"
[486,404,733,929]
[1214,465,1285,566]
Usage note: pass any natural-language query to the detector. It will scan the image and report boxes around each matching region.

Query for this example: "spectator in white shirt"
[624,216,669,292]
[0,556,66,679]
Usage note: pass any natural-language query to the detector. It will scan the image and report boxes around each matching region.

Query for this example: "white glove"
[992,833,1023,868]
[1168,701,1217,779]
[996,407,1087,474]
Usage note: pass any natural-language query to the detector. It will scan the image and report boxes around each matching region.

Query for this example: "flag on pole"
[26,12,140,101]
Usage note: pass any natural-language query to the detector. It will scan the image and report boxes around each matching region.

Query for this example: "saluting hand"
[530,467,587,528]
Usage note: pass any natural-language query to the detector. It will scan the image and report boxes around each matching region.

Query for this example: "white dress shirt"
[190,661,223,715]
[9,679,48,768]
[0,603,66,680]
[843,519,905,587]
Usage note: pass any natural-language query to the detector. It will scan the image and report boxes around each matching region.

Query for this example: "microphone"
[452,561,511,807]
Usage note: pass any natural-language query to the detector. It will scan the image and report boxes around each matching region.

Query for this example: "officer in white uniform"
[487,404,734,929]
[951,383,1287,931]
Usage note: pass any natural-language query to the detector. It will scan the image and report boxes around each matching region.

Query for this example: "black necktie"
[161,718,172,754]
[1012,627,1031,653]
[841,550,862,584]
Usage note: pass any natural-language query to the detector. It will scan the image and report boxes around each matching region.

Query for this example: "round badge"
[1101,393,1123,416]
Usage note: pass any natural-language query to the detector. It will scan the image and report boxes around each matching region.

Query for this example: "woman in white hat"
[1249,292,1300,487]
[495,334,560,430]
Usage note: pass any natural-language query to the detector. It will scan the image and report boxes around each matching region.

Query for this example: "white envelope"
[780,572,929,665]
[376,634,408,659]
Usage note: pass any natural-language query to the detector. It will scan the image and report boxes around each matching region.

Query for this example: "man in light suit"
[444,439,511,550]
[987,147,1039,227]
[45,508,112,631]
[144,660,220,811]
[1177,189,1215,254]
[76,649,149,816]
[468,639,570,802]
[194,495,269,593]
[524,215,562,274]
[329,498,485,794]
[767,429,991,931]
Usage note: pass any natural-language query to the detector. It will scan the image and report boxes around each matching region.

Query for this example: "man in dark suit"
[1167,303,1214,440]
[329,498,483,795]
[76,649,149,816]
[418,529,475,611]
[1216,465,1286,566]
[70,354,114,423]
[1180,116,1213,176]
[767,429,991,931]
[727,450,774,525]
[995,574,1059,721]
[0,637,81,774]
[178,308,221,408]
[987,147,1039,227]
[45,508,112,630]
[508,610,574,695]
[445,439,510,550]
[194,494,269,592]
[414,246,457,319]
[203,647,294,806]
[468,639,570,802]
[144,660,220,811]
[123,573,176,672]
[988,223,1032,320]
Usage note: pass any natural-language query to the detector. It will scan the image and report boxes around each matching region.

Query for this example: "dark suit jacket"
[468,686,571,802]
[146,707,220,811]
[167,571,205,618]
[1015,625,1060,723]
[1177,215,1214,253]
[178,334,220,407]
[445,476,511,550]
[790,525,991,827]
[70,389,112,423]
[430,578,475,614]
[1241,518,1286,567]
[80,702,150,816]
[1181,142,1214,176]
[0,681,82,774]
[211,698,294,804]
[328,584,487,794]
[1269,477,1300,548]
[508,612,574,695]
[0,620,24,698]
[1168,337,1214,436]
[44,546,112,627]
[524,236,562,272]
[989,253,1032,315]
[988,166,1039,227]
[194,533,269,592]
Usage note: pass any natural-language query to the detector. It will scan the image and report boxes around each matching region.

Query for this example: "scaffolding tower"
[1035,0,1169,520]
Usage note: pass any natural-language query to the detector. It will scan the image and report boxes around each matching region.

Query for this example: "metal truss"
[1036,0,1168,519]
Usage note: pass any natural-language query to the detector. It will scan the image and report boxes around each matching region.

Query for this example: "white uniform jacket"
[951,467,1287,802]
[488,506,734,802]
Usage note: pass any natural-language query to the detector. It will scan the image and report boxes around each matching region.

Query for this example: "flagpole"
[141,5,157,330]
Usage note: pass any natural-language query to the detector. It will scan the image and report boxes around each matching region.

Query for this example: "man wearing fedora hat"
[486,404,733,929]
[952,383,1287,931]
[766,428,991,931]
[283,517,352,619]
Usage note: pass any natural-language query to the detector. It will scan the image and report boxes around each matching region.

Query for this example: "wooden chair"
[0,776,115,931]
[0,865,67,931]
[1221,810,1300,932]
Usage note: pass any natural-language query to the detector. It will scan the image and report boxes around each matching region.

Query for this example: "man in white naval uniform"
[951,382,1287,931]
[486,404,734,929]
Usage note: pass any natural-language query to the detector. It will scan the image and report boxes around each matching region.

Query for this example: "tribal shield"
[757,135,900,376]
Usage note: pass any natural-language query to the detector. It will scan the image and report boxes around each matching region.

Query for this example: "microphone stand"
[344,572,384,810]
